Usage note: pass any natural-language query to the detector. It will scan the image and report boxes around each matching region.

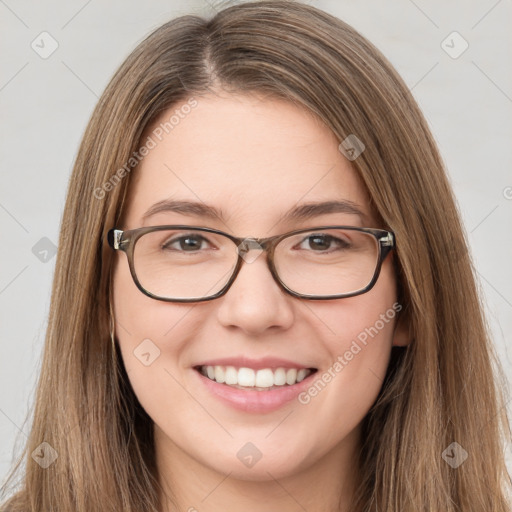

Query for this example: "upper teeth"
[200,365,313,389]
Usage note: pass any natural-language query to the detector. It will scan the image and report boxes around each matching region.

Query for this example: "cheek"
[112,253,193,341]
[296,260,399,437]
[308,255,398,362]
[111,256,193,409]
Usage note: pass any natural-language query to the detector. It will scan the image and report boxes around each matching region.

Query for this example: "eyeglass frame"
[107,224,395,303]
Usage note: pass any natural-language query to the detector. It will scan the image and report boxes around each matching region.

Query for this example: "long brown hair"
[2,1,510,510]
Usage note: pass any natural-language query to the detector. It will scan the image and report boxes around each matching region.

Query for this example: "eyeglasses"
[107,225,395,303]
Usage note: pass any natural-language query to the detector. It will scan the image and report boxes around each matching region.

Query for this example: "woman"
[2,1,510,510]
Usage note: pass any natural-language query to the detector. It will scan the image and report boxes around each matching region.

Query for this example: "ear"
[392,312,412,347]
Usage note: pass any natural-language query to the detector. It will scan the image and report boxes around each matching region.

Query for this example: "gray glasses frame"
[107,225,395,303]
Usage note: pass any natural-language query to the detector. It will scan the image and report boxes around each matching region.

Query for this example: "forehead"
[122,93,373,232]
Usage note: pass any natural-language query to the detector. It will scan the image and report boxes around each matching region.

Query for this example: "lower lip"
[193,368,317,414]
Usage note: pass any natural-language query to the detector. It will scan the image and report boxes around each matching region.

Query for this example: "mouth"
[193,365,318,391]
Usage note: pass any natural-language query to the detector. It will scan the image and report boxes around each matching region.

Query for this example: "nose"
[215,247,295,335]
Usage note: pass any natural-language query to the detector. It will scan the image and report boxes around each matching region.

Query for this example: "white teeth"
[286,368,297,385]
[224,366,238,385]
[214,366,225,383]
[296,369,309,382]
[273,367,287,386]
[255,369,274,387]
[238,367,255,386]
[199,365,314,389]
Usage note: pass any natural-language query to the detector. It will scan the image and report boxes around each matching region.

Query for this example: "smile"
[194,365,318,390]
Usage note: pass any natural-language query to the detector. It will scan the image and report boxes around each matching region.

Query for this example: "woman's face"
[112,92,409,484]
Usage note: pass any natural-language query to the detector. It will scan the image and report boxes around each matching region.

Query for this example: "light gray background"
[1,0,511,488]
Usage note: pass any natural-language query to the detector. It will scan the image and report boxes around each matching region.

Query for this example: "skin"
[112,91,410,512]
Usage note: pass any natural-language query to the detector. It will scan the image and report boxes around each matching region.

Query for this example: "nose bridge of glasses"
[236,237,266,255]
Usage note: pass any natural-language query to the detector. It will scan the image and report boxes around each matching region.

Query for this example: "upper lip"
[193,356,317,371]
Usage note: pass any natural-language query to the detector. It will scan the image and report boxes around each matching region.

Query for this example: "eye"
[297,233,351,252]
[162,233,212,252]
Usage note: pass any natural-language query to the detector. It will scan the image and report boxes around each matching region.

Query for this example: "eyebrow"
[142,198,366,224]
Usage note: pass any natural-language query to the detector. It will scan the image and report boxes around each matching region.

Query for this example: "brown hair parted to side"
[2,1,510,511]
